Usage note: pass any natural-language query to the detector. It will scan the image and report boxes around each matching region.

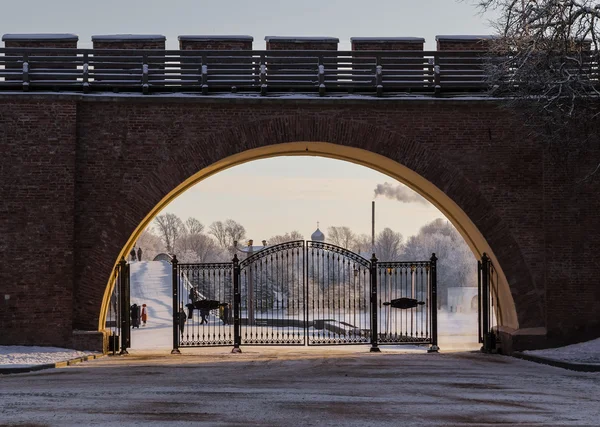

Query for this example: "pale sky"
[0,0,495,50]
[0,1,496,242]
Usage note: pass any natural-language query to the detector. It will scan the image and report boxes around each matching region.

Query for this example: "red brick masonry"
[1,93,599,352]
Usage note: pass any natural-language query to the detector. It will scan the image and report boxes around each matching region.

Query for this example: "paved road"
[1,347,599,426]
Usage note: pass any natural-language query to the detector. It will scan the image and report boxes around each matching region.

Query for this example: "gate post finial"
[369,253,381,353]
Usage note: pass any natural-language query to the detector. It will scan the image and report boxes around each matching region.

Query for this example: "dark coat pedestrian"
[130,248,137,262]
[222,303,230,325]
[137,247,143,261]
[178,309,187,335]
[130,304,140,328]
[200,308,209,324]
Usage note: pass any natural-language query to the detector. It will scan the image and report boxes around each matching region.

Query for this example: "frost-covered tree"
[154,213,186,253]
[374,228,403,262]
[267,230,304,246]
[135,226,163,261]
[208,219,246,251]
[327,226,356,249]
[476,0,600,180]
[402,219,476,308]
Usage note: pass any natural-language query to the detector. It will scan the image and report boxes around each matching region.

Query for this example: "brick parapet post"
[91,34,166,50]
[436,35,495,51]
[265,36,339,50]
[91,35,166,86]
[351,37,425,51]
[2,34,79,82]
[2,33,79,48]
[178,35,253,50]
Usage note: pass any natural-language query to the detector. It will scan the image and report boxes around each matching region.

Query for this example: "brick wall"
[0,94,598,352]
[0,97,77,347]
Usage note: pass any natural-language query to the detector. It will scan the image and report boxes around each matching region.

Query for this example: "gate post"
[428,253,439,353]
[171,255,181,355]
[118,257,129,355]
[480,253,493,353]
[232,254,242,353]
[369,254,380,352]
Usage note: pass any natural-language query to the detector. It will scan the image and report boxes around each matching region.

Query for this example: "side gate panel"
[176,262,234,347]
[239,241,306,345]
[306,241,371,345]
[376,261,432,345]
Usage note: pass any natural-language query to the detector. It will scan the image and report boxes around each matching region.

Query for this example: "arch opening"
[99,141,518,340]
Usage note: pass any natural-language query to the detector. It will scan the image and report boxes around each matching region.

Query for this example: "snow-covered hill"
[129,261,174,349]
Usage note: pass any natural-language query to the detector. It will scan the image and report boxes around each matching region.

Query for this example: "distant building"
[311,225,325,242]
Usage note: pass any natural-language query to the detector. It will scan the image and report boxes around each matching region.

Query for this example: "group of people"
[130,247,143,262]
[130,303,148,328]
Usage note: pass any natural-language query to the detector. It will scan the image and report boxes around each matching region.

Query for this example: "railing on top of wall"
[0,47,516,96]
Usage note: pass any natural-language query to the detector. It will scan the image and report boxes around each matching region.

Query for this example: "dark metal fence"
[306,241,372,345]
[105,258,130,355]
[239,241,306,345]
[478,253,500,353]
[172,259,234,350]
[0,47,505,96]
[170,242,437,353]
[377,257,437,348]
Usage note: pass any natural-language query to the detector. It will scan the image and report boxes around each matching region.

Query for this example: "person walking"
[222,303,230,325]
[137,247,143,261]
[199,308,209,325]
[130,304,140,328]
[178,306,187,335]
[130,248,137,262]
[141,304,148,326]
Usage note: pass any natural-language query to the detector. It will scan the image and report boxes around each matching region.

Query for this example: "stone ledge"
[512,352,600,372]
[0,354,102,375]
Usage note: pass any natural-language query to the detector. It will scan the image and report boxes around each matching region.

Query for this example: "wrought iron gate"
[478,253,499,353]
[171,241,437,352]
[306,241,372,345]
[105,258,130,355]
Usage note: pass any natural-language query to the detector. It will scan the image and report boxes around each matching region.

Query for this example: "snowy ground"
[526,338,600,365]
[1,348,599,426]
[0,346,97,369]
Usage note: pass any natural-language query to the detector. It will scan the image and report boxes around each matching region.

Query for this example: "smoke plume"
[373,182,428,205]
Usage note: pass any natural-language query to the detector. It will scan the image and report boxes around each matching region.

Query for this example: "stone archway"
[89,113,539,341]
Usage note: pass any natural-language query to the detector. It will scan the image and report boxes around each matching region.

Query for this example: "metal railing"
[0,47,504,96]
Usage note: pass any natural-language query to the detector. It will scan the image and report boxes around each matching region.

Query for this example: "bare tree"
[209,219,246,250]
[267,231,304,246]
[135,226,164,261]
[327,226,356,249]
[154,213,185,253]
[225,219,246,248]
[352,233,373,255]
[476,0,600,179]
[185,217,204,236]
[374,228,403,261]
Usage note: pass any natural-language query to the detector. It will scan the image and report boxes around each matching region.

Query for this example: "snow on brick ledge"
[351,37,425,43]
[2,33,78,41]
[91,34,166,42]
[178,35,253,42]
[264,36,339,43]
[435,35,496,42]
